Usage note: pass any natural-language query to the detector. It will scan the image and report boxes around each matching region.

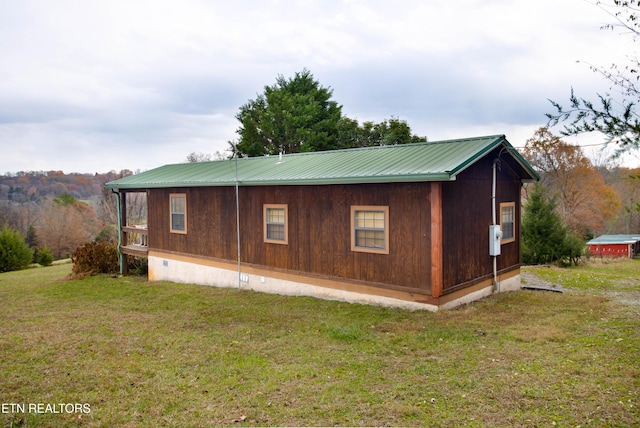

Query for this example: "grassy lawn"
[0,261,638,427]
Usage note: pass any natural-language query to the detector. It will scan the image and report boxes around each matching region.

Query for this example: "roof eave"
[448,135,540,182]
[448,135,506,177]
[104,173,456,190]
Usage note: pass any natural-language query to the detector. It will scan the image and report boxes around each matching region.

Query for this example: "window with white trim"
[264,204,288,244]
[351,205,389,254]
[500,202,515,243]
[170,193,187,234]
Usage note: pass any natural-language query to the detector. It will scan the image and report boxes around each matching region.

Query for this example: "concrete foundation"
[148,255,521,311]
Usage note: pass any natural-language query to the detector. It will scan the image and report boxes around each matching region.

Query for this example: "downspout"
[492,159,500,292]
[111,188,125,276]
[234,149,241,290]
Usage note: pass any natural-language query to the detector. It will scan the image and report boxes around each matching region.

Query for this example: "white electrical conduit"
[492,158,499,292]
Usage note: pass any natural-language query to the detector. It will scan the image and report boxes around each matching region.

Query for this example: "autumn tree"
[97,190,146,231]
[186,151,227,162]
[37,194,102,259]
[603,166,640,233]
[547,0,640,159]
[523,128,621,237]
[0,201,19,231]
[96,170,146,242]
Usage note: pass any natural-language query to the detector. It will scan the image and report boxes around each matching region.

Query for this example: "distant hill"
[0,170,132,203]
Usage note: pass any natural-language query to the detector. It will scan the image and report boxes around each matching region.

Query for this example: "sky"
[1,0,638,174]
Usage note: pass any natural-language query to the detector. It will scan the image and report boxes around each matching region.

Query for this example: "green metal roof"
[587,234,640,245]
[105,135,539,190]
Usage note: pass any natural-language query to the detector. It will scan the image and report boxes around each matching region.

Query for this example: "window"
[351,206,389,254]
[500,202,515,243]
[170,193,187,234]
[264,204,288,244]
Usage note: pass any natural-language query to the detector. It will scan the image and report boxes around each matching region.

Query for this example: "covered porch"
[112,189,148,275]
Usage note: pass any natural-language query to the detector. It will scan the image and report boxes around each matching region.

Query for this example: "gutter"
[104,173,458,190]
[110,188,125,276]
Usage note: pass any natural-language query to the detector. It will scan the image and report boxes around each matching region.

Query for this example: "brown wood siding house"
[106,135,538,310]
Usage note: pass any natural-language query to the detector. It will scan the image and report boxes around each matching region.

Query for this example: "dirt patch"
[520,271,564,292]
[608,290,640,310]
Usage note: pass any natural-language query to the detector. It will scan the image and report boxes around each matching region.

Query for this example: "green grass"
[525,257,640,292]
[0,261,639,427]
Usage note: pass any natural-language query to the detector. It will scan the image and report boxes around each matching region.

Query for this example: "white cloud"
[0,0,638,173]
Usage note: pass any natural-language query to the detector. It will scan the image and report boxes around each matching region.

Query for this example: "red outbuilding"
[587,235,640,258]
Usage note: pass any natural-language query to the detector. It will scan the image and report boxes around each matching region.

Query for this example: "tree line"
[0,170,146,271]
[0,170,132,203]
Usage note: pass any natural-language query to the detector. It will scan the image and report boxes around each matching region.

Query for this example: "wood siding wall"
[146,150,524,297]
[441,152,522,293]
[148,182,433,293]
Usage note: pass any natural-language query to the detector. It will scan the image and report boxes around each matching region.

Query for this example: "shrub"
[0,225,34,272]
[560,232,586,267]
[37,246,54,267]
[72,240,119,275]
[129,256,148,275]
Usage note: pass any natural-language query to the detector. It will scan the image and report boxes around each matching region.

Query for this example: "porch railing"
[121,225,148,257]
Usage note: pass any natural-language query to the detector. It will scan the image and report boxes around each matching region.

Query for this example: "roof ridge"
[238,134,507,160]
[162,135,508,167]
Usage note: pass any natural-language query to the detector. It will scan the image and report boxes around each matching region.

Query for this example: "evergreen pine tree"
[37,246,54,267]
[0,225,34,272]
[25,225,39,263]
[522,183,570,265]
